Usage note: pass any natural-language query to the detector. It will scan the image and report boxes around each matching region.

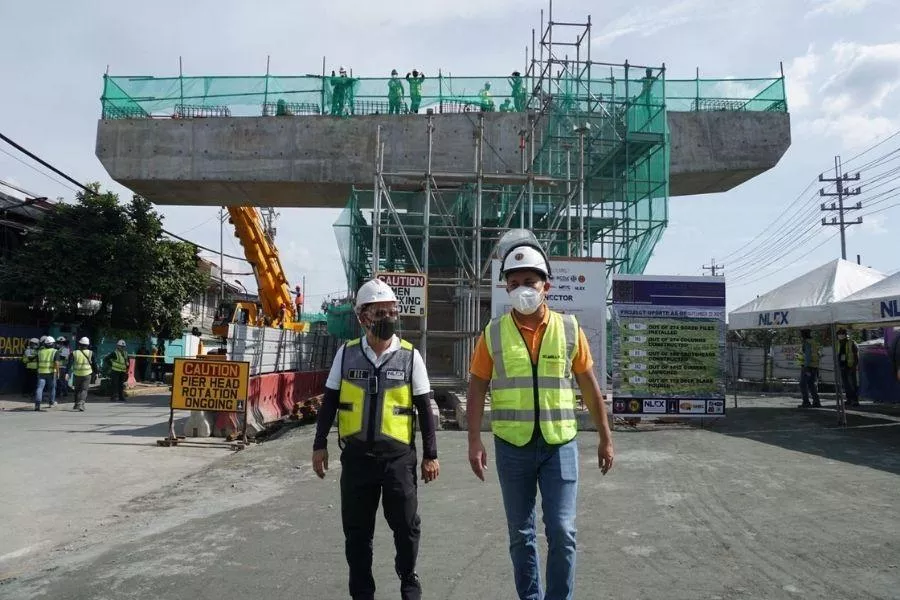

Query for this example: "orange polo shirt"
[469,307,593,381]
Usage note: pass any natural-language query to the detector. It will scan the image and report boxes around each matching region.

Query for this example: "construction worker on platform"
[388,69,405,115]
[509,71,526,112]
[313,278,439,600]
[21,337,39,397]
[330,67,357,116]
[406,70,425,114]
[479,81,495,112]
[35,336,58,411]
[105,340,129,403]
[466,229,614,600]
[796,329,822,408]
[70,337,96,411]
[499,98,514,112]
[836,328,860,407]
[55,336,71,399]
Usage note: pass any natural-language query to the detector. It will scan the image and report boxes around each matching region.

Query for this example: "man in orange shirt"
[467,229,614,600]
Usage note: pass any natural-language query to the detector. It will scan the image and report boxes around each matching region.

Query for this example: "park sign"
[611,275,727,418]
[377,272,428,317]
[171,358,250,412]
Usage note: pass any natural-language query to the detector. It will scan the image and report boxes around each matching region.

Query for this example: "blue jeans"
[494,435,579,600]
[35,374,56,407]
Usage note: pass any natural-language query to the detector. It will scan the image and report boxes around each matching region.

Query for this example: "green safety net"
[100,72,786,119]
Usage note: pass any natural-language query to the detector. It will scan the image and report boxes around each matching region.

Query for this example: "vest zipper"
[367,366,379,443]
[513,321,541,439]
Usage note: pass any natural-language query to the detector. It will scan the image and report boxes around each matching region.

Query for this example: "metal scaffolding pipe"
[420,114,434,360]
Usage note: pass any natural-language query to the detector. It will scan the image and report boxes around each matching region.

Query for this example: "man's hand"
[312,449,328,479]
[421,458,440,483]
[468,437,488,481]
[598,438,614,475]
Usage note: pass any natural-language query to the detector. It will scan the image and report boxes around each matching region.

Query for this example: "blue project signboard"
[611,275,727,418]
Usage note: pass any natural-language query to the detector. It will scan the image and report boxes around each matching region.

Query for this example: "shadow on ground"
[700,404,900,476]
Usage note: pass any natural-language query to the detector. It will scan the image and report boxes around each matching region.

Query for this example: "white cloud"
[806,0,874,17]
[591,0,736,46]
[783,45,818,111]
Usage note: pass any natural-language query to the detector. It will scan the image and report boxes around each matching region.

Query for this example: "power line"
[819,155,862,259]
[0,130,248,262]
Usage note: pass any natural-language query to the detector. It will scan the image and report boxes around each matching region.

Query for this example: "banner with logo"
[491,257,607,391]
[611,275,726,418]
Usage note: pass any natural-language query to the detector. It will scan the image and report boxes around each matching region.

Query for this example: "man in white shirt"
[312,278,439,600]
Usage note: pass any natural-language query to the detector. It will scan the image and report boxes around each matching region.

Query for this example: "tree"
[0,185,208,340]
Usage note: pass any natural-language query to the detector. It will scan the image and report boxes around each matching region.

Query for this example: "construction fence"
[100,71,787,119]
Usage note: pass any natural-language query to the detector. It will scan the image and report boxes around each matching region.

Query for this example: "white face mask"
[509,286,544,315]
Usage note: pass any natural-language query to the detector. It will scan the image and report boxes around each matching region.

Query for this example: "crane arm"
[227,206,295,324]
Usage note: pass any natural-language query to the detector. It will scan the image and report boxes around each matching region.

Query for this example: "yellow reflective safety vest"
[838,339,858,369]
[23,348,37,370]
[795,339,822,368]
[37,347,57,375]
[110,349,128,373]
[72,349,94,377]
[484,310,579,447]
[338,338,415,448]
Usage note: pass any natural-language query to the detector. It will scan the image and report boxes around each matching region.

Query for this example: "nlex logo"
[881,298,899,319]
[757,311,789,326]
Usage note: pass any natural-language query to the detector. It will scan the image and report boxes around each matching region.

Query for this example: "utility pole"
[819,155,862,260]
[703,257,724,277]
[219,206,225,301]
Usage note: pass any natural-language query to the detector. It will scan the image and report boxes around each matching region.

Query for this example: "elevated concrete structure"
[96,111,790,206]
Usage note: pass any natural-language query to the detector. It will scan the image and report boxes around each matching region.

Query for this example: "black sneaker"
[812,402,822,408]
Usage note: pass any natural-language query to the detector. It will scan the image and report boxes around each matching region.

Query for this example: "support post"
[420,115,434,360]
[372,126,382,277]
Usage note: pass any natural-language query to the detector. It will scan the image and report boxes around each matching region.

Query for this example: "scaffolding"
[332,5,671,380]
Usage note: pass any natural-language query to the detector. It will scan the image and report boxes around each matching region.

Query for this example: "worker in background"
[105,340,129,403]
[836,328,860,407]
[466,229,614,600]
[35,336,59,411]
[330,67,356,116]
[509,71,526,112]
[388,69,405,115]
[796,329,822,408]
[70,337,96,412]
[479,81,495,112]
[406,70,425,114]
[191,327,205,357]
[294,284,304,318]
[21,337,39,397]
[312,278,439,600]
[55,336,71,398]
[499,98,514,112]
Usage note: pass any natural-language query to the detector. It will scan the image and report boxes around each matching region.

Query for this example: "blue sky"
[1,0,897,312]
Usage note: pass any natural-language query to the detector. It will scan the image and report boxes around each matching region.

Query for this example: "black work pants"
[800,367,821,406]
[841,368,859,406]
[340,448,421,600]
[110,371,126,402]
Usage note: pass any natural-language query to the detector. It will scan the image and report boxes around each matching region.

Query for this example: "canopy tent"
[830,271,900,326]
[729,259,885,330]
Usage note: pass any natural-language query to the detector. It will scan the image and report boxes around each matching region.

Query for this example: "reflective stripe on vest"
[73,350,93,377]
[485,310,579,447]
[24,349,37,370]
[338,338,415,446]
[37,348,57,375]
[111,350,128,372]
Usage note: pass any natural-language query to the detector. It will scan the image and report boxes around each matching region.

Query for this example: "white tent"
[830,271,900,325]
[729,259,885,330]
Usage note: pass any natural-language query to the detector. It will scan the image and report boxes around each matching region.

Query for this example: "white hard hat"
[43,336,55,345]
[29,337,40,344]
[78,337,90,345]
[56,336,66,343]
[501,245,549,279]
[355,279,398,311]
[116,339,127,347]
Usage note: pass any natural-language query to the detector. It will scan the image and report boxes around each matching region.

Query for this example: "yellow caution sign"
[171,358,250,412]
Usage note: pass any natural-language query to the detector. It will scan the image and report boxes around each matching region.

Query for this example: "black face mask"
[370,318,397,341]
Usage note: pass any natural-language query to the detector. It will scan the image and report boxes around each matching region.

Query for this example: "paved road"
[2,396,899,599]
[0,391,228,578]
